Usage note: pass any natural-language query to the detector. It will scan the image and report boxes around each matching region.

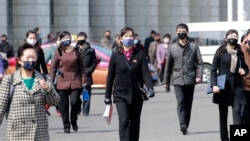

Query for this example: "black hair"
[1,34,7,39]
[104,30,111,34]
[135,33,138,37]
[241,34,247,44]
[34,27,39,32]
[58,31,71,51]
[117,27,134,53]
[176,23,189,32]
[17,43,37,58]
[77,32,87,38]
[216,29,239,55]
[150,30,156,35]
[47,33,53,40]
[163,33,171,40]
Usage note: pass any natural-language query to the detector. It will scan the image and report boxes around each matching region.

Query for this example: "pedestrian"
[156,33,171,86]
[44,32,55,44]
[43,31,62,117]
[0,43,60,141]
[104,27,155,141]
[210,29,248,141]
[17,30,48,74]
[0,34,14,58]
[50,31,86,133]
[100,30,113,48]
[240,29,250,125]
[76,31,98,116]
[144,30,156,59]
[163,23,203,135]
[148,33,161,68]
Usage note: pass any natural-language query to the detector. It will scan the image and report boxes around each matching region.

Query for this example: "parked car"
[5,42,157,88]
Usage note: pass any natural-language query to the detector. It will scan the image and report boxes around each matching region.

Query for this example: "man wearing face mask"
[163,23,203,135]
[76,32,98,116]
[0,34,14,58]
[100,30,113,49]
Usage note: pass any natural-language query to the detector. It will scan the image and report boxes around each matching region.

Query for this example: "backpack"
[6,74,50,119]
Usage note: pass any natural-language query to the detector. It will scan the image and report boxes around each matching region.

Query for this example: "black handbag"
[123,60,149,101]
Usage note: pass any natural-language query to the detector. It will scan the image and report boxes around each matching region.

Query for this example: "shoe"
[64,128,70,133]
[180,125,187,135]
[83,113,89,116]
[56,110,62,117]
[72,125,78,132]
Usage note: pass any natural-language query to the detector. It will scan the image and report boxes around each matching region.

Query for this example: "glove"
[148,89,155,98]
[104,98,112,105]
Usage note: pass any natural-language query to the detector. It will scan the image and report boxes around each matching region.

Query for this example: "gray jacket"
[163,41,203,86]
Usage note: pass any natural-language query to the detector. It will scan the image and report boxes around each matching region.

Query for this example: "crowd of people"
[0,23,249,141]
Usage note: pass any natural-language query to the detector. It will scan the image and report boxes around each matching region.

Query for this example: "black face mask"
[227,38,238,46]
[78,40,85,45]
[177,33,187,40]
[1,40,6,44]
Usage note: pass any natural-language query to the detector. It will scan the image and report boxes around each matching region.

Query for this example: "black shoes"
[64,128,70,133]
[180,125,187,135]
[72,125,78,132]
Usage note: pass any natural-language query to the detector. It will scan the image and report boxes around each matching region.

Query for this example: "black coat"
[0,42,14,58]
[211,45,249,106]
[77,42,98,85]
[105,48,153,103]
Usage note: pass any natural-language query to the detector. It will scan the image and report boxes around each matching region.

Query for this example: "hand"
[148,89,155,98]
[213,86,220,94]
[39,79,49,91]
[0,74,3,80]
[163,84,169,89]
[196,78,202,83]
[238,68,246,76]
[104,98,112,105]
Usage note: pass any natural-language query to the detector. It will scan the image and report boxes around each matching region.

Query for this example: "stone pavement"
[0,84,233,141]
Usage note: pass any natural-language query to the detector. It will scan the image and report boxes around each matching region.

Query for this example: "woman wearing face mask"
[0,43,60,141]
[210,29,249,141]
[156,33,171,86]
[50,31,86,133]
[104,27,155,141]
[17,30,48,74]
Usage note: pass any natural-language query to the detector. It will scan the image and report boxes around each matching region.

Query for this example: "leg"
[116,102,130,141]
[70,88,82,132]
[184,85,195,128]
[58,90,70,132]
[218,104,229,141]
[245,91,250,125]
[232,93,242,125]
[174,85,187,134]
[82,85,92,116]
[130,101,143,141]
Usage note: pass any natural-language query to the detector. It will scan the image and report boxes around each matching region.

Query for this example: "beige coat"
[0,70,60,141]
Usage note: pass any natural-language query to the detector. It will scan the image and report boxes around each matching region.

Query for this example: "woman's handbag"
[123,60,149,101]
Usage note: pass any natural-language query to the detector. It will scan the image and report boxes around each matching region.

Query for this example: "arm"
[43,47,52,64]
[49,50,59,82]
[44,76,60,106]
[156,45,162,69]
[163,46,174,85]
[78,53,87,85]
[210,51,219,87]
[8,45,14,58]
[0,75,10,125]
[86,48,98,75]
[105,53,116,99]
[141,53,154,89]
[39,49,48,74]
[195,45,203,79]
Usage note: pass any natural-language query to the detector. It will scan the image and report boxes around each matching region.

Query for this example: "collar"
[123,48,134,55]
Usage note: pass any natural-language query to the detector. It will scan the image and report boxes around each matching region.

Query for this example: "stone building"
[0,0,249,50]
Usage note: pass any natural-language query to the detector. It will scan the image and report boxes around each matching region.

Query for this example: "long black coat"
[211,45,249,106]
[105,48,153,104]
[77,42,98,85]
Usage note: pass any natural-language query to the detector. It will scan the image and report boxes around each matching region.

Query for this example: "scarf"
[226,46,238,73]
[123,48,134,61]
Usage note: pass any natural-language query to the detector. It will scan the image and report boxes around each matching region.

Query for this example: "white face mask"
[27,39,37,46]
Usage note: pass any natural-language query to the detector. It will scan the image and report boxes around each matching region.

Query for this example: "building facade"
[0,0,249,50]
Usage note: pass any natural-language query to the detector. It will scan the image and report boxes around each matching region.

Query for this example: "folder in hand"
[103,104,113,125]
[207,74,226,94]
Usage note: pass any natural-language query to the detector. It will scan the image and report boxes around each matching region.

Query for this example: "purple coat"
[156,43,169,69]
[0,55,4,75]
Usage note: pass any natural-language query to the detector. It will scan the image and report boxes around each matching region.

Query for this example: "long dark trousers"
[174,85,195,129]
[218,104,229,141]
[116,101,143,141]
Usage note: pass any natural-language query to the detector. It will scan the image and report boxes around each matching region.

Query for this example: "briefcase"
[207,74,226,94]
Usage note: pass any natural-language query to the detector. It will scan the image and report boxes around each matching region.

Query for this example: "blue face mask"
[134,39,139,45]
[122,39,134,47]
[23,61,37,71]
[61,40,71,47]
